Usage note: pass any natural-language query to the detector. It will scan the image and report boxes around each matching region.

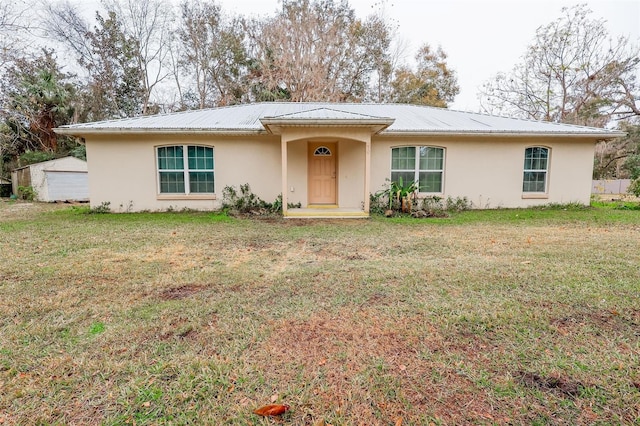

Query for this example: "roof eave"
[53,128,268,136]
[381,130,625,139]
[259,118,395,134]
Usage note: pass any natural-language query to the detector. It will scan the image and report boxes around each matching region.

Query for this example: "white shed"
[11,157,89,202]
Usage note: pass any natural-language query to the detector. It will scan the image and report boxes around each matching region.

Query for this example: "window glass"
[523,147,549,192]
[392,146,444,193]
[159,172,185,193]
[158,145,214,194]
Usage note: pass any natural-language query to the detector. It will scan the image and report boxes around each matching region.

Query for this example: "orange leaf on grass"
[253,404,291,417]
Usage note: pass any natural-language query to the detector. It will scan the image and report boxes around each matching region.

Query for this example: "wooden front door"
[308,142,337,205]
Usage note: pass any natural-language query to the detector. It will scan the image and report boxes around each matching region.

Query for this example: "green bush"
[88,201,111,214]
[628,178,640,198]
[19,151,55,167]
[17,185,37,201]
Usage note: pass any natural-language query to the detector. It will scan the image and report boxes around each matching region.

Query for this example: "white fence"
[592,179,631,194]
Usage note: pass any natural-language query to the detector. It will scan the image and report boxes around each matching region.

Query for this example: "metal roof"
[55,102,624,138]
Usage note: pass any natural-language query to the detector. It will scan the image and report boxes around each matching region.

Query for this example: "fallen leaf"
[318,359,327,366]
[395,417,403,426]
[253,404,290,417]
[399,364,407,371]
[270,393,279,403]
[142,401,151,408]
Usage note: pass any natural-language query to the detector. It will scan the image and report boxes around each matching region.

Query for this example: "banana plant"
[390,177,418,212]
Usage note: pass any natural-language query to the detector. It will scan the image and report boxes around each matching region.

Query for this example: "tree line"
[0,0,458,174]
[0,1,638,184]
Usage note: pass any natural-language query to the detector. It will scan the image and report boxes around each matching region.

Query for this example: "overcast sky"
[69,0,639,112]
[217,0,640,112]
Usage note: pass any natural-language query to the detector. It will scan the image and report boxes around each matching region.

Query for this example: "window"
[523,147,549,192]
[157,145,214,194]
[314,146,332,156]
[391,146,444,193]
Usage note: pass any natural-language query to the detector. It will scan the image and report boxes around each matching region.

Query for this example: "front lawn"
[1,202,639,424]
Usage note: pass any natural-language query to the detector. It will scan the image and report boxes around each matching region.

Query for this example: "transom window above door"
[313,146,332,156]
[391,146,444,193]
[157,145,214,194]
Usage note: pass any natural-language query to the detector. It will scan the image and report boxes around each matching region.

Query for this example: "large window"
[157,145,214,194]
[391,146,444,193]
[523,147,549,193]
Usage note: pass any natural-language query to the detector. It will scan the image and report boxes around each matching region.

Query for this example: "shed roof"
[11,156,87,172]
[55,102,624,138]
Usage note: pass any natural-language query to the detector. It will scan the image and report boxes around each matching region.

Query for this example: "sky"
[67,0,640,112]
[216,0,640,112]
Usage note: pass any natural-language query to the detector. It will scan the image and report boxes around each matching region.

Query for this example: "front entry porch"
[259,108,394,218]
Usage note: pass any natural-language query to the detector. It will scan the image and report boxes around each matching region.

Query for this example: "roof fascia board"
[53,128,268,136]
[380,131,625,139]
[260,118,395,135]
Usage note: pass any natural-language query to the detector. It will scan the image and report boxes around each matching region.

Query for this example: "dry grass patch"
[1,202,639,424]
[252,308,500,424]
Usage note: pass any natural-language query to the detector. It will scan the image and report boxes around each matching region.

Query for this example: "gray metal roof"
[55,102,624,138]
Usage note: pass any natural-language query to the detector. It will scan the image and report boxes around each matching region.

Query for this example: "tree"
[102,0,175,114]
[593,122,640,178]
[389,44,459,107]
[0,50,77,155]
[480,4,640,126]
[176,0,248,108]
[43,3,145,120]
[81,11,145,119]
[247,0,392,102]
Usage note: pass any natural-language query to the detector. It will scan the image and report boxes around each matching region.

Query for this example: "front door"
[308,142,337,205]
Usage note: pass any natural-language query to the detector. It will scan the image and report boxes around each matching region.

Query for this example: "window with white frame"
[391,146,444,193]
[523,147,549,192]
[157,145,214,194]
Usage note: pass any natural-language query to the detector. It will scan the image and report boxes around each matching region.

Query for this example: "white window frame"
[156,145,214,195]
[522,146,549,194]
[391,146,445,194]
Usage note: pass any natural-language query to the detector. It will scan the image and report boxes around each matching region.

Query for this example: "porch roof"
[259,107,394,134]
[55,102,624,139]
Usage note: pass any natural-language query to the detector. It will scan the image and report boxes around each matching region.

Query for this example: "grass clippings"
[0,202,639,424]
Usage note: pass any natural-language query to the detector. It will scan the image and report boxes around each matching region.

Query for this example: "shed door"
[46,171,89,201]
[308,142,337,205]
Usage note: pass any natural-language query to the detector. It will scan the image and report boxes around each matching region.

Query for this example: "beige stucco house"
[54,103,622,217]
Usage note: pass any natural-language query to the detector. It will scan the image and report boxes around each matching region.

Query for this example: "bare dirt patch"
[158,284,206,300]
[516,371,585,397]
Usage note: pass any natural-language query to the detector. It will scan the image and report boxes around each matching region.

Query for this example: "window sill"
[522,193,548,199]
[157,194,216,200]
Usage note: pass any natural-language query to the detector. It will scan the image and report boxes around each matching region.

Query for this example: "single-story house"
[11,156,89,202]
[54,103,623,217]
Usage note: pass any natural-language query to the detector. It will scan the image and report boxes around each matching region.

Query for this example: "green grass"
[1,201,639,424]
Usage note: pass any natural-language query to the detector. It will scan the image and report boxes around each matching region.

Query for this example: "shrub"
[19,150,55,166]
[88,201,111,214]
[445,196,472,212]
[17,185,37,201]
[628,178,640,198]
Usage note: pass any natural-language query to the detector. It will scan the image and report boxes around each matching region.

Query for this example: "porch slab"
[284,208,369,219]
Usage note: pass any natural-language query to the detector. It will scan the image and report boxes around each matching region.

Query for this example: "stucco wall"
[337,139,365,209]
[85,132,596,212]
[85,134,281,211]
[372,136,595,208]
